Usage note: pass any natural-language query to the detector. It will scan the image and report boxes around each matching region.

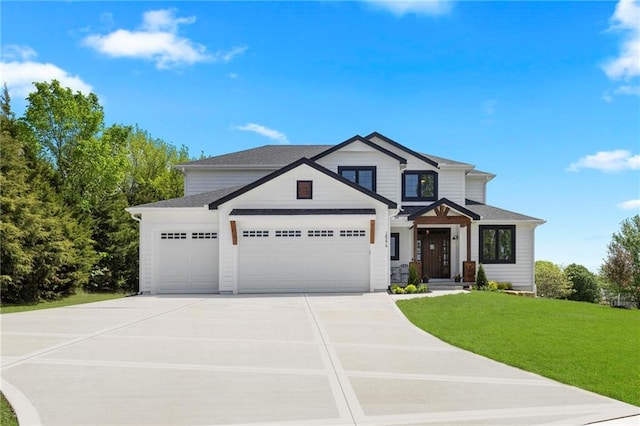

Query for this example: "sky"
[1,0,639,272]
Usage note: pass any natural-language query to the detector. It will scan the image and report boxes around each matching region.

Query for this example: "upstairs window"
[338,166,376,192]
[479,225,516,264]
[402,171,437,201]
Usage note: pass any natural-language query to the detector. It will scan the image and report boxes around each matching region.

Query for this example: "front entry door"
[422,229,450,279]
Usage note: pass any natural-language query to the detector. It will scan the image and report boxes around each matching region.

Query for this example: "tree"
[476,264,488,289]
[535,260,573,299]
[121,126,189,206]
[1,85,95,304]
[23,80,103,181]
[601,216,640,308]
[565,263,600,303]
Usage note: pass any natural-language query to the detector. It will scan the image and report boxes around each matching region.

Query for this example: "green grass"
[397,292,640,407]
[0,290,128,314]
[1,392,19,426]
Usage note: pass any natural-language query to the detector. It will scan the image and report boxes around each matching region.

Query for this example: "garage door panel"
[238,226,369,293]
[155,231,219,294]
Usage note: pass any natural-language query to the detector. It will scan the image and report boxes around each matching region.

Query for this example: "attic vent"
[340,229,366,237]
[275,230,301,237]
[192,232,217,239]
[161,232,187,240]
[242,230,269,238]
[308,230,334,237]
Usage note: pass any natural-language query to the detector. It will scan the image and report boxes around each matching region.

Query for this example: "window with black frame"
[390,233,400,260]
[338,166,376,192]
[402,171,437,201]
[479,225,516,264]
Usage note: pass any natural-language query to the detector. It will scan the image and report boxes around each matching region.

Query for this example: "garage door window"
[308,230,334,237]
[275,230,302,237]
[191,232,217,239]
[161,232,187,239]
[340,230,366,237]
[243,230,270,238]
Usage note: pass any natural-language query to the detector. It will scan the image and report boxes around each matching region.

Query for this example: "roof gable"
[208,158,397,210]
[407,198,481,220]
[311,135,407,164]
[365,131,439,168]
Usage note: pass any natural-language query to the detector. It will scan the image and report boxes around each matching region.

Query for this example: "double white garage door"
[155,225,370,294]
[238,227,370,293]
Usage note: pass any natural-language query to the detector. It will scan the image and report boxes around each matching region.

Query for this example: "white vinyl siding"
[466,176,486,204]
[471,222,536,291]
[437,169,466,205]
[184,169,275,196]
[315,141,400,203]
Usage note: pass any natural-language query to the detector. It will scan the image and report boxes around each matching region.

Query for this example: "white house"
[126,132,544,294]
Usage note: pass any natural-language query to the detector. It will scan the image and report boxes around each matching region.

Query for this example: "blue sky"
[2,0,639,272]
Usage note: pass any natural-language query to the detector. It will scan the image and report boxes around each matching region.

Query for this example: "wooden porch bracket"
[230,220,238,245]
[370,220,375,244]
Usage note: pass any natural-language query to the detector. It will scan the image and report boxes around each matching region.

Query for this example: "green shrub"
[408,263,420,285]
[476,264,488,289]
[417,284,428,293]
[565,263,600,303]
[487,281,498,291]
[497,282,513,290]
[390,284,405,294]
[535,260,573,299]
[405,284,417,294]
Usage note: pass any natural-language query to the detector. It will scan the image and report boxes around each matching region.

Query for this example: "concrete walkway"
[1,293,638,425]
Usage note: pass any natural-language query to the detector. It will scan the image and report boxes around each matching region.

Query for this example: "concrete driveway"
[1,293,638,425]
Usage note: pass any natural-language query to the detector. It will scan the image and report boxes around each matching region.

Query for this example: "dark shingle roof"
[465,200,543,222]
[178,145,332,167]
[398,200,543,222]
[132,186,243,208]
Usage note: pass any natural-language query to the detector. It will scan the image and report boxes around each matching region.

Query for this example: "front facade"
[127,132,544,294]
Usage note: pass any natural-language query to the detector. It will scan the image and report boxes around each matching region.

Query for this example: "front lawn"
[0,291,128,314]
[397,292,640,407]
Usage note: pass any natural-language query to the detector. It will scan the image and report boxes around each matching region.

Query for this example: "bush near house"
[535,260,573,299]
[565,263,600,303]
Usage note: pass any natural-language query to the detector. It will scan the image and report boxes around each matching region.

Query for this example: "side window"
[479,225,516,264]
[390,233,400,260]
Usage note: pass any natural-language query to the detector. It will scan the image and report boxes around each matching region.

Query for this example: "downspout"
[126,211,143,294]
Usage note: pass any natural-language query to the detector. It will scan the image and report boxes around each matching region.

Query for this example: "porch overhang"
[408,198,479,263]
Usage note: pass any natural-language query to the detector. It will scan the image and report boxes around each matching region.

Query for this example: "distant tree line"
[1,80,190,304]
[535,215,640,308]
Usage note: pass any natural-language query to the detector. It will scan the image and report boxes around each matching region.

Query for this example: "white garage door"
[156,231,219,294]
[238,227,370,293]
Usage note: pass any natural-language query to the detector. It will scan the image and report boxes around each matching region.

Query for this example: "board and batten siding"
[470,222,536,291]
[315,143,401,203]
[184,169,275,196]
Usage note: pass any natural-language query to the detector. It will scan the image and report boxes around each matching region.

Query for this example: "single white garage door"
[156,231,219,294]
[238,227,370,293]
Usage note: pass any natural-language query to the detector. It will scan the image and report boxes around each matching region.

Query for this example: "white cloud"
[602,0,640,99]
[236,123,289,144]
[0,46,93,97]
[1,44,37,61]
[363,0,454,16]
[568,149,640,172]
[617,199,640,210]
[83,9,246,69]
